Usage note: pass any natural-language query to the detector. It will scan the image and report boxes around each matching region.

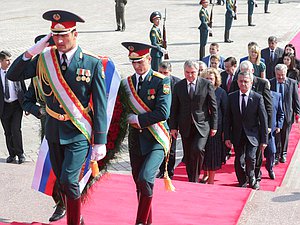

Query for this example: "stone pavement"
[0,0,300,224]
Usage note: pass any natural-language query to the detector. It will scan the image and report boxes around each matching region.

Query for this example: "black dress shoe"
[18,155,26,164]
[115,27,121,31]
[248,24,256,27]
[49,206,66,222]
[249,177,256,188]
[252,181,260,190]
[265,11,271,14]
[6,156,16,163]
[225,39,233,43]
[268,170,275,180]
[280,157,286,163]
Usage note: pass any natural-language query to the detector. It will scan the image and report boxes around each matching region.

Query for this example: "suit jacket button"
[139,129,142,133]
[59,105,63,108]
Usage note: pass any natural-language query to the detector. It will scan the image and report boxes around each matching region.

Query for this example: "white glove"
[127,113,140,128]
[161,48,168,55]
[28,33,51,56]
[91,144,106,161]
[208,28,213,34]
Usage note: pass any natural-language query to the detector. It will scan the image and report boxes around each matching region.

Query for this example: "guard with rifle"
[198,0,212,61]
[149,11,167,71]
[224,0,236,43]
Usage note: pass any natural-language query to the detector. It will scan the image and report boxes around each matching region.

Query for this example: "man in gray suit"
[170,60,218,183]
[0,50,26,164]
[261,36,284,79]
[270,64,300,163]
[115,0,127,31]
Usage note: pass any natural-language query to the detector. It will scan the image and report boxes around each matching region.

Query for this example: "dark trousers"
[129,144,164,197]
[234,138,257,186]
[48,140,89,199]
[1,101,24,157]
[158,136,177,178]
[275,120,292,159]
[254,147,262,181]
[264,147,275,172]
[182,124,207,183]
[115,6,125,29]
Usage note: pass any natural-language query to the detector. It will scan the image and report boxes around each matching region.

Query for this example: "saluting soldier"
[149,11,167,71]
[224,0,235,43]
[7,10,108,225]
[199,0,212,60]
[121,42,171,225]
[248,0,256,26]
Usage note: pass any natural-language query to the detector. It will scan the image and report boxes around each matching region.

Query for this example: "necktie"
[4,71,10,100]
[61,53,68,75]
[189,83,194,99]
[241,93,246,114]
[137,76,143,95]
[279,83,284,99]
[270,50,274,62]
[227,75,233,92]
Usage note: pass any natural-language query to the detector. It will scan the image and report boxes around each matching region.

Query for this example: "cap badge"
[128,46,134,51]
[53,13,61,21]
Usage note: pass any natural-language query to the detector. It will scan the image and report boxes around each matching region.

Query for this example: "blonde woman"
[200,68,228,184]
[248,45,266,78]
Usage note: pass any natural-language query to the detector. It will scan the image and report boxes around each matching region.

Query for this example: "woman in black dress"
[201,68,228,184]
[283,53,300,85]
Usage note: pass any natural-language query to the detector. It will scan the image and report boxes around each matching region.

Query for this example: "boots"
[248,16,255,26]
[224,30,233,43]
[67,197,82,225]
[136,195,152,225]
[199,46,205,61]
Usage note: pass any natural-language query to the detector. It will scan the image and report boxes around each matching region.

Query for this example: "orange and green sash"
[37,47,93,143]
[123,76,170,153]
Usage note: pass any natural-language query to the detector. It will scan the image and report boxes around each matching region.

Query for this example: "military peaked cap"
[42,10,85,35]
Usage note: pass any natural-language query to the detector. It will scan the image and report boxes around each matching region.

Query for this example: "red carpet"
[1,173,251,225]
[173,122,300,191]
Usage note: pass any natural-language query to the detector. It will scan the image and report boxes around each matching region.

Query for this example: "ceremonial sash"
[37,47,92,142]
[123,76,170,153]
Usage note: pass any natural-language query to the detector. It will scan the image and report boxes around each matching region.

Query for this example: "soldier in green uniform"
[248,0,256,26]
[121,42,171,225]
[7,10,107,225]
[224,0,236,43]
[199,0,211,60]
[115,0,127,31]
[149,11,167,71]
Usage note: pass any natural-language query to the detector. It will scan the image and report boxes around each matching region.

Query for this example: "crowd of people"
[0,2,300,225]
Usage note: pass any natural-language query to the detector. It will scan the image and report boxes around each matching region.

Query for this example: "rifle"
[162,8,169,60]
[208,4,214,37]
[233,0,237,20]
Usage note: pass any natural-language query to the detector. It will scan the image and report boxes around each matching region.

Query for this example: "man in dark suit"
[121,42,171,225]
[270,64,300,164]
[170,60,218,183]
[264,91,284,179]
[230,60,272,189]
[7,10,108,225]
[202,43,225,69]
[221,57,238,94]
[225,71,268,189]
[0,50,26,164]
[156,61,181,179]
[261,36,284,79]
